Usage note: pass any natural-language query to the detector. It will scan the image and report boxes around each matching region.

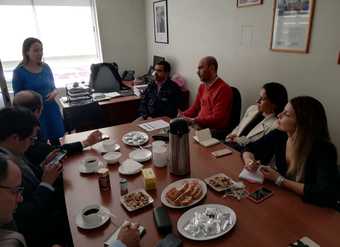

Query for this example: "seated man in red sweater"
[180,56,233,131]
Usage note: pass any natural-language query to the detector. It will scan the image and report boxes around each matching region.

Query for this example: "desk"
[60,95,140,132]
[63,119,340,247]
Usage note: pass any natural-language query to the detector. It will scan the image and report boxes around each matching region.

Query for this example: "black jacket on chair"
[139,78,181,119]
[244,129,339,207]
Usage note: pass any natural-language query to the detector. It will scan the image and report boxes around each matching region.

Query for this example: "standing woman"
[243,96,338,207]
[12,37,64,145]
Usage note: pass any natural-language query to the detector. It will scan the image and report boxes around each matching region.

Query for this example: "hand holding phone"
[47,149,67,166]
[247,187,273,203]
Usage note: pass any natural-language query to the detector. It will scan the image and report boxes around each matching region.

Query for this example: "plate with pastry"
[161,178,207,209]
[204,173,236,192]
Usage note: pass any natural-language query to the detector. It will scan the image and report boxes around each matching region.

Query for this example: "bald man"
[13,90,103,165]
[180,56,233,131]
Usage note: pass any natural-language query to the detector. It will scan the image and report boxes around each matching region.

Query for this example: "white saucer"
[103,152,122,164]
[118,159,143,175]
[128,149,152,162]
[79,161,105,174]
[88,143,120,153]
[75,206,111,230]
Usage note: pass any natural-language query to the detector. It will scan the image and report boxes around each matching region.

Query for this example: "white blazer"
[227,105,277,146]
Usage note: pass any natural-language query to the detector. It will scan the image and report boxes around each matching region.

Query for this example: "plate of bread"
[161,178,207,208]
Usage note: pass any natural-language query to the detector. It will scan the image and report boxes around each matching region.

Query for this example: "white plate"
[177,204,237,241]
[79,161,105,174]
[122,131,149,146]
[161,178,207,209]
[103,152,122,164]
[87,143,120,153]
[128,149,152,162]
[118,159,143,175]
[75,206,111,230]
[120,189,154,212]
[204,173,236,192]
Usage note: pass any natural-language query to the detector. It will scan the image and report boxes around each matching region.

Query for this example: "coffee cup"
[84,157,99,171]
[102,139,116,152]
[152,141,168,167]
[81,204,102,225]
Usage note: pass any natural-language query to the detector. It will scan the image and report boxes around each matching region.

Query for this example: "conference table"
[62,118,340,247]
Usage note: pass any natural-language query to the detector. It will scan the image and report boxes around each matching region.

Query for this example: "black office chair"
[63,102,106,132]
[89,63,122,93]
[211,86,242,140]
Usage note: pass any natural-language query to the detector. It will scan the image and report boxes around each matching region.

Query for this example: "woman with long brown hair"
[242,96,338,207]
[12,37,64,145]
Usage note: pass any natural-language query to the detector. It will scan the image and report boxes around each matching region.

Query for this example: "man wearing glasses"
[0,155,26,247]
[0,107,67,247]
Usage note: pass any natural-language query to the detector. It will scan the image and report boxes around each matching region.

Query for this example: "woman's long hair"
[21,37,42,65]
[288,96,330,181]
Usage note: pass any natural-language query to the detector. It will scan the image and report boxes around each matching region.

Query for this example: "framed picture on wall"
[270,0,315,53]
[153,0,169,44]
[237,0,263,8]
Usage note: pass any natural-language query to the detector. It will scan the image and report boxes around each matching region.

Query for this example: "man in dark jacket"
[139,60,181,119]
[13,90,103,165]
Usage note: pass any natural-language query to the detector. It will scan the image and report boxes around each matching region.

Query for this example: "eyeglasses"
[0,185,24,195]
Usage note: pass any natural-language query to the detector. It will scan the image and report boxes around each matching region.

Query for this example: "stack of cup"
[152,141,168,167]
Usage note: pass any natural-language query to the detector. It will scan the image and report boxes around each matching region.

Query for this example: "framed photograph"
[153,0,169,44]
[237,0,263,8]
[270,0,315,53]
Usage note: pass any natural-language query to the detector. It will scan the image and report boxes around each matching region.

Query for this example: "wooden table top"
[63,119,340,247]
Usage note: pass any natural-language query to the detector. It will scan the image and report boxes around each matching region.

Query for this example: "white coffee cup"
[102,139,116,152]
[84,157,99,171]
[81,204,102,225]
[152,141,168,167]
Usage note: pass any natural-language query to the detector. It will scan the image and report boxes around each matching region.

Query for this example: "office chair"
[211,86,242,140]
[89,63,122,93]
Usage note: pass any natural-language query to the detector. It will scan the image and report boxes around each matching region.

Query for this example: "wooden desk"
[63,119,340,247]
[60,95,140,132]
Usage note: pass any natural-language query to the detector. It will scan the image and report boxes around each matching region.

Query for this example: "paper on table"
[239,167,264,184]
[139,119,169,132]
[193,128,219,147]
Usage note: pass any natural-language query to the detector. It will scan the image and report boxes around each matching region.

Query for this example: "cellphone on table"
[104,220,145,247]
[211,148,233,158]
[47,150,67,166]
[247,187,273,203]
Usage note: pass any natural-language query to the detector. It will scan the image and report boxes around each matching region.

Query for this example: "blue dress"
[12,63,65,141]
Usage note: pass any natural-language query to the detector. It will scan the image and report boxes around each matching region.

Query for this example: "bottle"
[98,168,111,192]
[168,118,190,175]
[120,178,128,195]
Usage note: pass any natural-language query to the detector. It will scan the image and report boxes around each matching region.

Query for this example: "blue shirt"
[12,63,64,140]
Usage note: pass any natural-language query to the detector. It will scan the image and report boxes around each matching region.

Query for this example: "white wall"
[145,0,340,152]
[95,0,147,75]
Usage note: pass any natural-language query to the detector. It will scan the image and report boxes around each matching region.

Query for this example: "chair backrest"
[228,86,242,132]
[89,63,122,93]
[211,86,242,140]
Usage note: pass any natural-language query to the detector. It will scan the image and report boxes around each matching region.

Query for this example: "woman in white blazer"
[226,82,288,151]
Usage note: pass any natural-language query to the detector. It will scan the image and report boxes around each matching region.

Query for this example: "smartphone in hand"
[47,150,67,166]
[247,187,273,203]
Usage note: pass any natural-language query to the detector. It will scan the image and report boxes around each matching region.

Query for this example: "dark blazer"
[139,78,181,119]
[244,129,339,207]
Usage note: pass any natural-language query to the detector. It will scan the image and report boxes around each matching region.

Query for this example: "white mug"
[152,141,168,167]
[102,139,116,152]
[81,204,102,225]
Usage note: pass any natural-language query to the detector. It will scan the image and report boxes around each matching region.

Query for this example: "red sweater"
[182,78,233,129]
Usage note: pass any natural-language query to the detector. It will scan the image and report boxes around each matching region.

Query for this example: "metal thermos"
[168,118,190,175]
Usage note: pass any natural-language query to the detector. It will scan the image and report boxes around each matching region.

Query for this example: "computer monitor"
[153,55,165,66]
